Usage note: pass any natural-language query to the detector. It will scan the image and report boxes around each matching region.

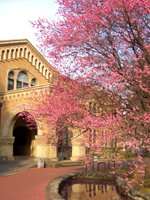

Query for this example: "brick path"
[1,158,147,200]
[0,167,84,200]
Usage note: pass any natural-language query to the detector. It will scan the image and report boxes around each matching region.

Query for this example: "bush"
[125,152,132,158]
[93,152,101,156]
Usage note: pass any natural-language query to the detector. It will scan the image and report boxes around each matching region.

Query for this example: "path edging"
[45,172,150,200]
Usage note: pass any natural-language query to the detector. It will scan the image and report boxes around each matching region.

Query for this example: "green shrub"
[125,151,132,158]
[93,152,101,156]
[104,149,112,158]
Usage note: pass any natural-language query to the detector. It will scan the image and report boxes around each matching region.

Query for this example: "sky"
[0,0,59,47]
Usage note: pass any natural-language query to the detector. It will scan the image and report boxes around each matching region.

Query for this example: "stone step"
[0,156,8,161]
[14,156,36,161]
[61,163,83,167]
[46,160,84,168]
[61,161,84,167]
[59,160,83,167]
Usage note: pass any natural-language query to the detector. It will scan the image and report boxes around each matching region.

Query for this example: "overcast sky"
[0,0,59,47]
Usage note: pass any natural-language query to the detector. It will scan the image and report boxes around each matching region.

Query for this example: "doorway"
[13,115,37,156]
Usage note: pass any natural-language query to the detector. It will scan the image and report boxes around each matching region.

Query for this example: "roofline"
[0,39,57,72]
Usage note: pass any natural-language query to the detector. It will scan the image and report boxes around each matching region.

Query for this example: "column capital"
[35,135,58,145]
[71,138,85,146]
[0,136,15,145]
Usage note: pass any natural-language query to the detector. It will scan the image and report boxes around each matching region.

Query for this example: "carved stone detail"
[0,137,15,145]
[0,42,53,80]
[0,84,52,103]
[35,135,57,146]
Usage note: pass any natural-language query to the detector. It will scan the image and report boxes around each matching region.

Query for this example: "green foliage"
[93,149,112,159]
[104,149,112,158]
[93,152,100,156]
[125,152,132,158]
[93,149,132,159]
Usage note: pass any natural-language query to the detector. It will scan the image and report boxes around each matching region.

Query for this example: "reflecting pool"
[59,178,133,200]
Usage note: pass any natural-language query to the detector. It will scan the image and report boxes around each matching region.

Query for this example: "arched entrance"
[13,115,37,156]
[2,105,58,160]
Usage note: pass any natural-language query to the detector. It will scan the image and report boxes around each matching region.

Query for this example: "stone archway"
[1,105,58,160]
[1,105,38,158]
[13,115,37,156]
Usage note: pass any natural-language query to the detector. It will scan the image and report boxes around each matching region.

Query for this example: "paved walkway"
[0,158,148,200]
[0,166,84,200]
[0,160,37,177]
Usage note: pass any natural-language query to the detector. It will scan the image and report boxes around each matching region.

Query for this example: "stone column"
[0,137,15,160]
[35,135,58,161]
[0,103,2,135]
[71,138,85,161]
[14,73,17,89]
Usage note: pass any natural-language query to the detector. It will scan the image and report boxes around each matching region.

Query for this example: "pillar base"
[35,136,58,160]
[70,156,81,161]
[0,137,14,158]
[50,157,58,162]
[71,145,85,161]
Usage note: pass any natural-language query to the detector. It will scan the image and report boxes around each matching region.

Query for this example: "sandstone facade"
[0,39,83,161]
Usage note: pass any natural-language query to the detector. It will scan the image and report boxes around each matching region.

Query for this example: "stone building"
[1,39,117,162]
[0,39,84,161]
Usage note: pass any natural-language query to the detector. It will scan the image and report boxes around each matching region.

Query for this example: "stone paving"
[0,158,149,200]
[0,159,84,200]
[0,159,37,177]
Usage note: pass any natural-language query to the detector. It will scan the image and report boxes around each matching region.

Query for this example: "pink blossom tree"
[21,0,150,189]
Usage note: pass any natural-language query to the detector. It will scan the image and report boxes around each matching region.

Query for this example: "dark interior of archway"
[13,126,31,155]
[13,116,37,156]
[57,127,72,161]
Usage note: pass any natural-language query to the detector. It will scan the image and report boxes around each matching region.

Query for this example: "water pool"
[59,178,133,200]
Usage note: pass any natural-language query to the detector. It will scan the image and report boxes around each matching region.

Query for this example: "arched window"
[89,129,92,146]
[17,71,28,89]
[89,102,96,113]
[8,71,14,90]
[63,133,68,145]
[93,103,96,113]
[89,102,92,111]
[93,130,96,144]
[31,78,36,86]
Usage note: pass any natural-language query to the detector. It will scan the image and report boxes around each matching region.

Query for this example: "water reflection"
[59,178,132,200]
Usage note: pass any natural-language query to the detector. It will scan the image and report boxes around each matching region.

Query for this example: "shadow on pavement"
[0,160,37,177]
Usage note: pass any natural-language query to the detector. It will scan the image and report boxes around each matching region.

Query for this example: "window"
[111,139,117,148]
[17,71,28,89]
[89,129,92,146]
[89,102,97,114]
[93,103,96,113]
[89,129,97,145]
[63,133,68,145]
[93,130,96,143]
[8,71,14,90]
[104,131,107,148]
[89,102,92,111]
[31,78,36,86]
[85,146,90,154]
